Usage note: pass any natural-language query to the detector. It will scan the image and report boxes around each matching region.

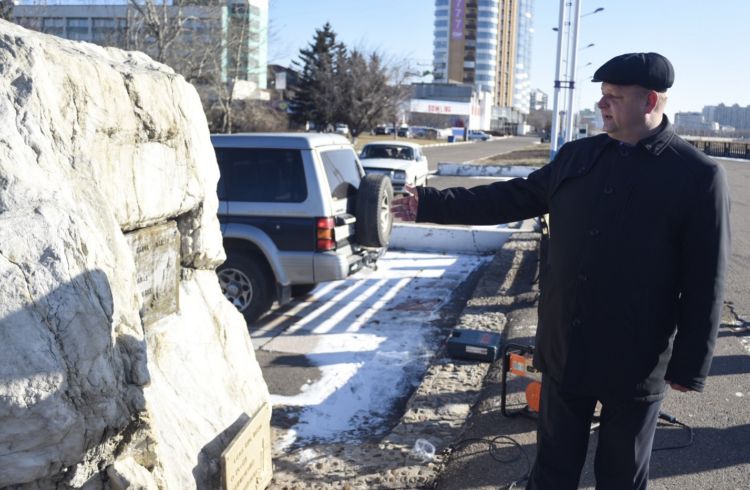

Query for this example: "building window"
[66,17,89,41]
[92,17,127,45]
[434,19,448,27]
[41,17,64,36]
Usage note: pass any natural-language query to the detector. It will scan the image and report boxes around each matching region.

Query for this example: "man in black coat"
[392,52,730,489]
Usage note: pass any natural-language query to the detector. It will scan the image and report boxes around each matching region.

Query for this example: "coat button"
[578,273,588,281]
[589,228,600,236]
[603,187,614,195]
[572,318,582,326]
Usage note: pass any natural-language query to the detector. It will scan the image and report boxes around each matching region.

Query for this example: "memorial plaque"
[125,221,180,325]
[222,402,272,490]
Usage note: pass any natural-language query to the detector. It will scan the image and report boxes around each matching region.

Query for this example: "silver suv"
[213,133,393,322]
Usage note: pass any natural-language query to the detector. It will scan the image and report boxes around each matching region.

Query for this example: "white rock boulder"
[0,20,270,488]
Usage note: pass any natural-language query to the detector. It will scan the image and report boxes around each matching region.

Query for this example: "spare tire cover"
[355,174,393,248]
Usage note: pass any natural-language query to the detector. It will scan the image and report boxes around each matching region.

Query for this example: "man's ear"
[645,90,659,114]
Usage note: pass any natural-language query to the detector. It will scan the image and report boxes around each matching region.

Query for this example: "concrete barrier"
[389,220,537,255]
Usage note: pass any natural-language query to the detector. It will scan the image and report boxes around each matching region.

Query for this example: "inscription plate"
[222,402,272,490]
[125,221,180,325]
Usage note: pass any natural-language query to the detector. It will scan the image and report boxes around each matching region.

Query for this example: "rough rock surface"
[0,20,269,488]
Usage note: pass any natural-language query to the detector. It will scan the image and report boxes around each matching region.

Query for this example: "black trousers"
[526,375,662,490]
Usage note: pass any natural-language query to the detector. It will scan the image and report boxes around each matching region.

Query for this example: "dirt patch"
[478,144,551,166]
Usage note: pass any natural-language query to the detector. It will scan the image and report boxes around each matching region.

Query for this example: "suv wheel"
[217,252,273,322]
[355,174,393,248]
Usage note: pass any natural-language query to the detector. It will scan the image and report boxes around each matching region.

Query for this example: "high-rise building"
[432,0,533,115]
[703,103,750,131]
[13,0,268,88]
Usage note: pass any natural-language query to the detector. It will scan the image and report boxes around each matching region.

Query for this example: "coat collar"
[637,115,675,156]
[602,115,675,156]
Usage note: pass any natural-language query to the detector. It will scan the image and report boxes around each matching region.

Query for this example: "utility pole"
[549,0,569,159]
[565,0,582,145]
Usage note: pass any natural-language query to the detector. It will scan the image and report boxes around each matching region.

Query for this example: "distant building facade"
[674,112,720,134]
[408,82,493,131]
[13,0,268,88]
[702,103,750,131]
[432,0,534,132]
[529,88,548,111]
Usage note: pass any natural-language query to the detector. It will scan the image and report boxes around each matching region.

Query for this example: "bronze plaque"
[222,403,272,490]
[125,221,180,325]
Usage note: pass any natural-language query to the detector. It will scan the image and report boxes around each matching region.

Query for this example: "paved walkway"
[267,226,750,489]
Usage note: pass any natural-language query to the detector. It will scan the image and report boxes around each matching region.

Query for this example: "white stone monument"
[0,20,270,488]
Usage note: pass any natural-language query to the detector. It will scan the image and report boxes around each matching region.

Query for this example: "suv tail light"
[316,217,336,251]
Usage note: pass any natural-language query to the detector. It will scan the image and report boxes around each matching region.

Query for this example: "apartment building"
[432,0,533,117]
[13,0,268,88]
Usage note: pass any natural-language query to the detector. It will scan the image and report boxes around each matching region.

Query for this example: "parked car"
[359,141,429,193]
[467,129,491,141]
[373,124,394,135]
[334,123,349,136]
[212,133,393,322]
[397,126,411,138]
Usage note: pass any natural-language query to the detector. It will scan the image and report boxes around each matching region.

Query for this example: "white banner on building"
[410,99,471,116]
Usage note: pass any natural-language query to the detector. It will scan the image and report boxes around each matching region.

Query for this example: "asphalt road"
[717,158,750,325]
[423,135,542,171]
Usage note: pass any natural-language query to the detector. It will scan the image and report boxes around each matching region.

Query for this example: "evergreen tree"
[292,23,345,130]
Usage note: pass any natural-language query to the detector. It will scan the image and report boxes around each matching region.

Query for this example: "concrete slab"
[438,163,538,178]
[390,221,537,254]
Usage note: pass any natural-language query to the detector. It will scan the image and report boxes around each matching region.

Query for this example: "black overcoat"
[417,119,730,399]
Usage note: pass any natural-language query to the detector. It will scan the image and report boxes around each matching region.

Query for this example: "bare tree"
[124,0,267,134]
[338,50,412,140]
[0,0,13,21]
[126,0,190,64]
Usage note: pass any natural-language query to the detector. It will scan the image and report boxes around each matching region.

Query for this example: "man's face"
[597,83,651,143]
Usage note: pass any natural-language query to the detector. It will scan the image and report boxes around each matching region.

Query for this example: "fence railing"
[684,138,750,160]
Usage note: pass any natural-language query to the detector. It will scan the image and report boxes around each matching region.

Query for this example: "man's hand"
[667,381,692,392]
[391,184,419,222]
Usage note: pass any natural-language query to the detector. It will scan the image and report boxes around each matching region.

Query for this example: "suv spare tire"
[355,174,393,248]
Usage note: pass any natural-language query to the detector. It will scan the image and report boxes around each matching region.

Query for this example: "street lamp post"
[549,0,569,158]
[549,2,604,157]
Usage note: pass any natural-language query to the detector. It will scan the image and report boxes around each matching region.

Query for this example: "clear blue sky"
[269,0,750,120]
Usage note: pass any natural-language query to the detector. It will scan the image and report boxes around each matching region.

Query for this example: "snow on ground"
[254,250,490,449]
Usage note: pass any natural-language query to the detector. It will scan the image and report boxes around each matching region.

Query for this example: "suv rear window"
[320,149,362,200]
[216,148,307,203]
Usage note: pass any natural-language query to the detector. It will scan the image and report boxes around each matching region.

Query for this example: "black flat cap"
[592,52,674,91]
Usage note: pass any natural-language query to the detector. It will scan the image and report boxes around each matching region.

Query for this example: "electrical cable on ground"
[447,434,531,489]
[652,411,695,451]
[444,410,693,489]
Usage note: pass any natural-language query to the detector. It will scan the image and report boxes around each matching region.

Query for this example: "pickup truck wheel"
[356,174,393,248]
[217,253,273,322]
